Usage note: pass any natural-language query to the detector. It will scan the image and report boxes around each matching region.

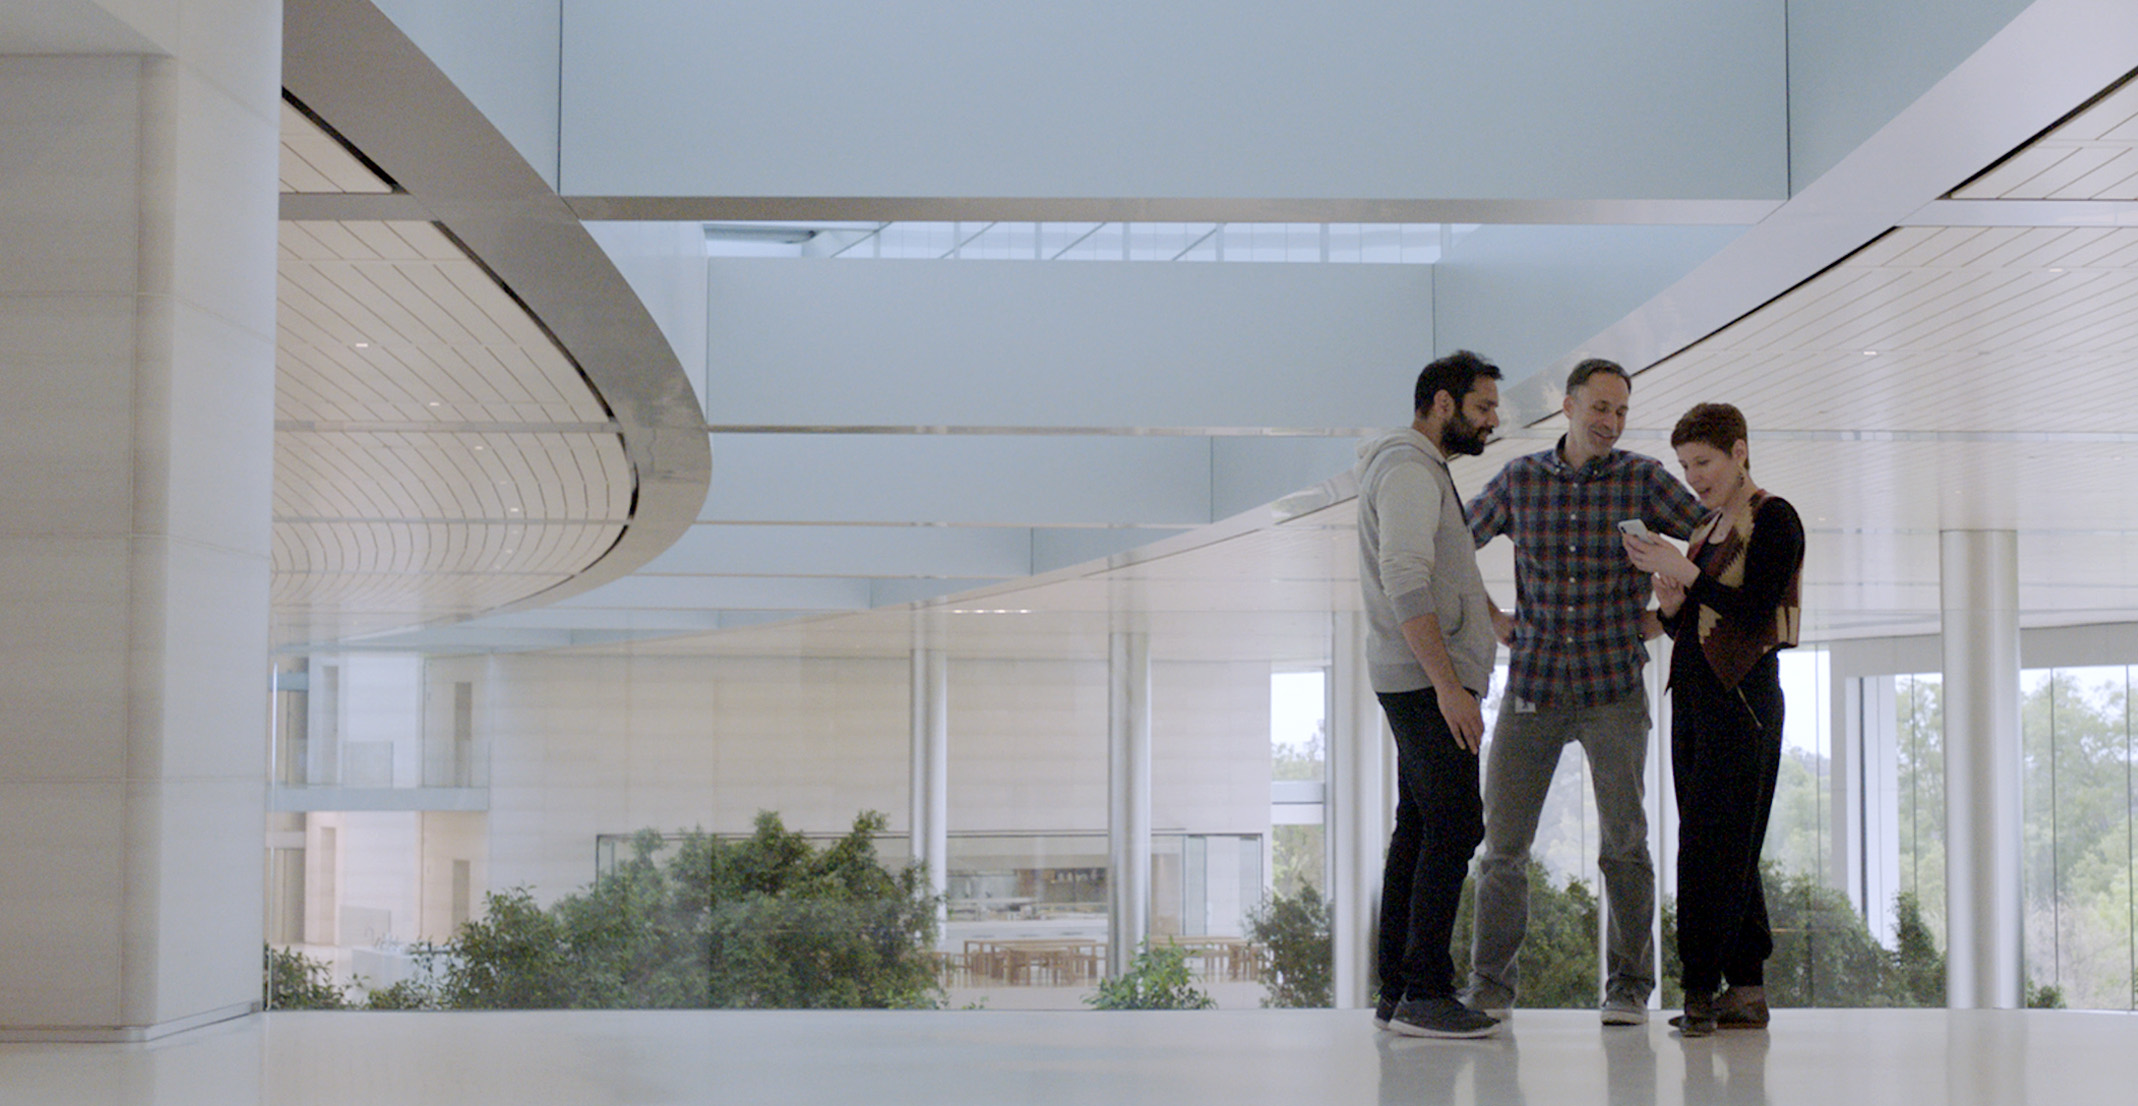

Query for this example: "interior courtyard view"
[7,0,2138,1102]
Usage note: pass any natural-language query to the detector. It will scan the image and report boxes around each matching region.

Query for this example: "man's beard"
[1442,411,1491,456]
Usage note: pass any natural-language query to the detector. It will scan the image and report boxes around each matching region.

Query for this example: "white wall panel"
[1031,528,1191,576]
[556,574,875,612]
[583,222,709,406]
[1435,225,1754,393]
[702,435,1217,526]
[370,0,563,188]
[704,259,1432,429]
[1209,437,1363,522]
[1788,0,2035,191]
[0,1,164,52]
[471,650,1270,904]
[560,0,1784,202]
[641,524,1034,579]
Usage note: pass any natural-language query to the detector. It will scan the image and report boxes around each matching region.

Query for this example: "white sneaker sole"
[1389,1019,1499,1039]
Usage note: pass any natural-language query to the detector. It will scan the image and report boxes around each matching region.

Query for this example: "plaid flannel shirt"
[1467,440,1706,707]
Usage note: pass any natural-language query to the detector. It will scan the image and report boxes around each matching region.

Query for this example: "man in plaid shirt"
[1461,358,1704,1026]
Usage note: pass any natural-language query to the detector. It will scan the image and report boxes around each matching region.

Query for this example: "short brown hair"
[1670,402,1749,457]
[1566,358,1629,394]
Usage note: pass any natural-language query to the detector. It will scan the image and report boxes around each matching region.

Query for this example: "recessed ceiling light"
[2048,267,2066,273]
[352,342,370,349]
[1862,350,1878,357]
[428,401,441,407]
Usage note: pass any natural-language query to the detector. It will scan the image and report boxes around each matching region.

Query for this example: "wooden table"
[1160,935,1261,981]
[963,938,1108,985]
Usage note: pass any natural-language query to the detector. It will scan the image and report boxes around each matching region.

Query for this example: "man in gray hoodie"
[1354,350,1503,1038]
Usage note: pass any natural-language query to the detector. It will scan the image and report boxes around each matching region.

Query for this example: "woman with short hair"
[1623,402,1805,1037]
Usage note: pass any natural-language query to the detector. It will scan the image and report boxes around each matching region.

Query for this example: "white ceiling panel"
[273,218,637,647]
[278,101,392,194]
[1955,76,2138,200]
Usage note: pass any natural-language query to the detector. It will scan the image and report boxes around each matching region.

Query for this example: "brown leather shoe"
[1715,985,1770,1029]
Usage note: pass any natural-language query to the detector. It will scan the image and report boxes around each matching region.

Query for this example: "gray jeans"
[1468,691,1654,1005]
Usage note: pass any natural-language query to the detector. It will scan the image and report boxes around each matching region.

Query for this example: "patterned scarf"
[1687,490,1801,692]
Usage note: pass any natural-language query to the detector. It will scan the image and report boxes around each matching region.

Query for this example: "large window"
[2022,666,2137,1009]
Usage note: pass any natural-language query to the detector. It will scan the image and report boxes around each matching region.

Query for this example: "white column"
[1107,630,1152,976]
[908,645,949,908]
[1940,530,2024,1009]
[0,19,281,1041]
[1328,612,1389,1008]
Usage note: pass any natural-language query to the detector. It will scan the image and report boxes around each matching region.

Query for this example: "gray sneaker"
[1390,995,1500,1039]
[1459,989,1512,1021]
[1600,993,1649,1026]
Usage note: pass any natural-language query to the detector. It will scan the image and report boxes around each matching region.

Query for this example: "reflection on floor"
[2,1008,2134,1105]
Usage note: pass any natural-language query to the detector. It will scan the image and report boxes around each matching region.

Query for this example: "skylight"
[702,221,1447,263]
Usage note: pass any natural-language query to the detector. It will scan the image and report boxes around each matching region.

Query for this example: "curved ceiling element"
[273,0,710,649]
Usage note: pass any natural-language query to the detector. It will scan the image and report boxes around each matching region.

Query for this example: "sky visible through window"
[704,222,1454,263]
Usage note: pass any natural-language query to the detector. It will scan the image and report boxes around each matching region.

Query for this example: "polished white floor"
[2,1008,2133,1105]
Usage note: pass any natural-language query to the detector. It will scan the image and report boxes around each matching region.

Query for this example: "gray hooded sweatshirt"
[1354,428,1496,695]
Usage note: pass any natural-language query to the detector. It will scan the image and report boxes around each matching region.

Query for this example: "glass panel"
[2024,665,2133,1009]
[710,220,1444,263]
[1897,673,1947,941]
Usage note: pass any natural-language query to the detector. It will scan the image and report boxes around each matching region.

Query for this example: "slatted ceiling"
[295,265,442,348]
[279,102,393,194]
[341,221,448,261]
[2065,77,2138,141]
[275,433,628,520]
[272,199,636,649]
[275,225,610,427]
[1624,226,2138,447]
[396,269,516,352]
[1955,77,2138,200]
[274,520,623,577]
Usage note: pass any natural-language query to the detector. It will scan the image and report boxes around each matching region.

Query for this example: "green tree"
[1271,824,1324,900]
[1889,890,1945,1006]
[1660,871,1947,1008]
[264,945,347,1010]
[442,886,586,1008]
[1245,885,1332,1007]
[406,810,941,1010]
[1761,864,1898,1006]
[1896,676,1947,943]
[1448,861,1600,1008]
[1086,943,1216,1010]
[2020,669,2137,1009]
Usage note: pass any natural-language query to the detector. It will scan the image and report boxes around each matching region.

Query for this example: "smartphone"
[1617,518,1654,540]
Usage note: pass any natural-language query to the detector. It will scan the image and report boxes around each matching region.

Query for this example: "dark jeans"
[1376,687,1485,1002]
[1672,670,1784,996]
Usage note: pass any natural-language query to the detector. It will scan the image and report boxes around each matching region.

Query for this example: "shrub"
[292,810,943,1011]
[1447,861,1601,1008]
[1246,885,1332,1007]
[1660,865,1951,1008]
[264,945,347,1010]
[1087,943,1216,1010]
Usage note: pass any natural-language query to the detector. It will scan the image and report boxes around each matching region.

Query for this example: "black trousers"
[1671,665,1784,996]
[1376,687,1485,1002]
